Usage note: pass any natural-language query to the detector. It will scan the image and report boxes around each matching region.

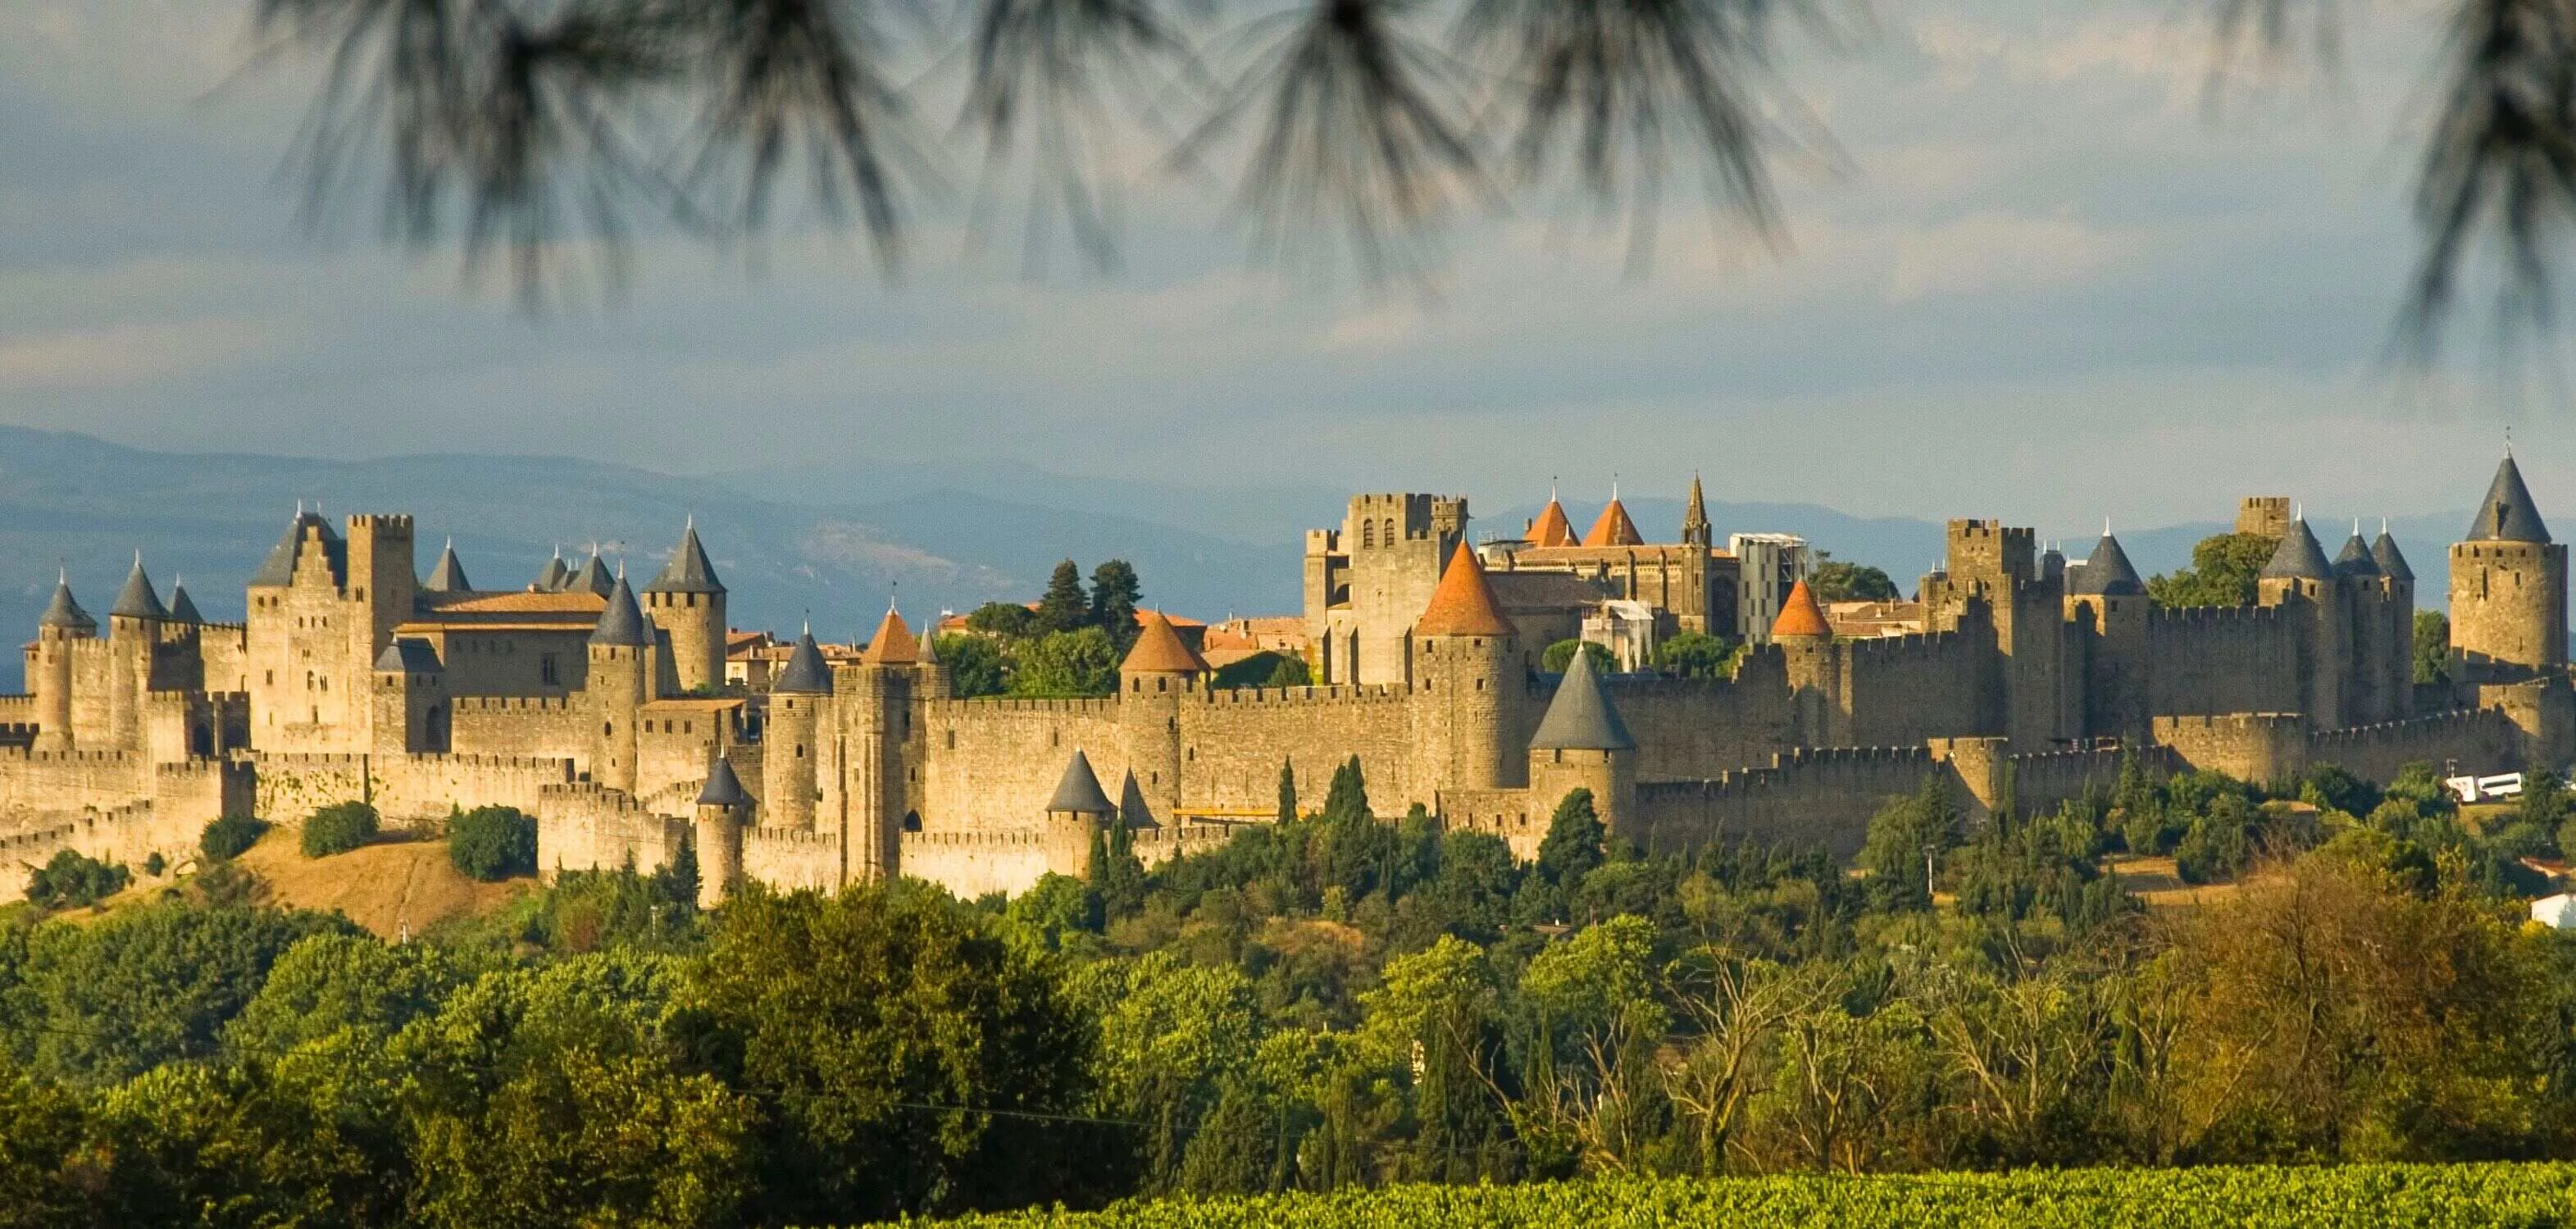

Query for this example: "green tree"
[23,850,129,912]
[225,931,466,1055]
[936,633,1008,698]
[1090,560,1144,649]
[1859,776,1964,910]
[1542,639,1618,674]
[1213,651,1299,690]
[1074,953,1263,1193]
[201,813,269,862]
[1654,630,1739,680]
[2145,532,2278,608]
[2416,610,2453,686]
[963,602,1038,640]
[449,805,539,881]
[1265,654,1313,687]
[672,882,1103,1222]
[1536,789,1608,892]
[1008,627,1122,698]
[1810,557,1899,603]
[302,801,380,858]
[1322,755,1371,823]
[1035,560,1091,634]
[1277,758,1299,824]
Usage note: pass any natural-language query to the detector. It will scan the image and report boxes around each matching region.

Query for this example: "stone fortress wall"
[2,462,2568,904]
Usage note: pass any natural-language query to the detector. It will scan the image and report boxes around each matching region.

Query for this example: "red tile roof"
[1582,498,1645,548]
[859,607,918,665]
[1123,610,1211,673]
[1415,544,1515,637]
[1529,499,1576,548]
[1771,580,1832,639]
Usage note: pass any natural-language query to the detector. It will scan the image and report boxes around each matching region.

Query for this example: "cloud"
[1886,212,2149,301]
[0,317,277,389]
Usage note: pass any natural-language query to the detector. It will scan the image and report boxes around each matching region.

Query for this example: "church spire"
[1682,472,1712,548]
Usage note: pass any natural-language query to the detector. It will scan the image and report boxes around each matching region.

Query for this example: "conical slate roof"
[166,579,203,625]
[533,549,571,593]
[112,556,166,621]
[373,638,442,673]
[1123,610,1209,673]
[1531,645,1636,752]
[249,508,339,588]
[1046,750,1116,816]
[1582,496,1645,547]
[39,575,93,630]
[1415,544,1515,637]
[645,521,725,594]
[2333,526,2381,580]
[774,630,834,694]
[1771,579,1832,639]
[1529,495,1576,548]
[2373,526,2414,582]
[697,757,750,808]
[589,577,655,647]
[567,550,614,598]
[2469,454,2551,544]
[859,606,918,665]
[2069,531,2144,596]
[424,540,471,593]
[2260,519,2334,581]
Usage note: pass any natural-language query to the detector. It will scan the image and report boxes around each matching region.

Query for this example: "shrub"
[449,805,539,881]
[143,853,166,878]
[301,802,380,858]
[200,813,268,862]
[25,849,130,910]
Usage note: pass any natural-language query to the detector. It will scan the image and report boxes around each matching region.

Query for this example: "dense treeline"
[6,756,2576,1225]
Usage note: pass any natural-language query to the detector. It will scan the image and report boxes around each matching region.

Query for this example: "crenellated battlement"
[2148,603,2288,626]
[454,694,576,713]
[1198,684,1407,707]
[927,696,1121,717]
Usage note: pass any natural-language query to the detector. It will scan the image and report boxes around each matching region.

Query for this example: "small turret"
[166,578,203,626]
[532,547,571,593]
[1409,544,1525,794]
[859,605,920,666]
[371,637,446,754]
[1122,610,1209,692]
[585,576,654,793]
[643,518,728,692]
[1529,485,1576,548]
[773,628,834,695]
[2333,521,2381,580]
[2260,518,2334,585]
[111,553,167,625]
[1528,648,1638,848]
[1043,749,1117,879]
[763,627,830,832]
[1582,486,1645,548]
[694,757,749,909]
[1769,579,1831,640]
[39,572,93,635]
[589,576,654,648]
[31,571,89,752]
[424,539,472,593]
[2469,453,2551,544]
[2372,521,2414,583]
[567,548,614,598]
[2068,529,2144,596]
[2451,453,2569,694]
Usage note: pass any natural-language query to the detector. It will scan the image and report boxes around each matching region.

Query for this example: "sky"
[0,0,2560,532]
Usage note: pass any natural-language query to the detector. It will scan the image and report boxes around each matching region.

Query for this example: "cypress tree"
[1035,559,1090,633]
[1277,758,1299,823]
[1090,559,1143,648]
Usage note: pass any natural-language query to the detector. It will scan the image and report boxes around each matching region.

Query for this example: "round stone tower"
[106,554,167,753]
[2451,454,2567,687]
[1409,544,1524,794]
[30,573,93,752]
[585,576,655,794]
[643,518,727,694]
[694,756,750,909]
[1527,646,1639,845]
[763,628,831,832]
[1771,577,1838,747]
[1043,749,1117,878]
[1120,610,1208,826]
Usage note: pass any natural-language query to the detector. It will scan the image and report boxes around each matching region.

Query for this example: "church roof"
[567,551,614,598]
[249,509,340,588]
[2260,519,2334,581]
[645,521,725,594]
[112,557,166,621]
[1415,544,1516,637]
[2333,526,2382,579]
[1529,497,1577,548]
[774,630,834,694]
[2069,531,2144,596]
[859,606,919,665]
[533,549,571,593]
[1771,579,1832,639]
[2469,454,2551,544]
[2373,526,2414,582]
[374,638,443,673]
[1046,750,1117,816]
[697,757,750,808]
[588,577,655,647]
[424,541,471,593]
[1531,646,1636,752]
[1123,610,1210,673]
[1582,496,1645,547]
[166,580,203,625]
[39,576,93,630]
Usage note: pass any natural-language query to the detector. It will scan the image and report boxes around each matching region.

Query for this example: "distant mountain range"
[0,426,2474,692]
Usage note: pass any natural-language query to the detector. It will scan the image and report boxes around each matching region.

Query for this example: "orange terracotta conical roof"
[1123,609,1210,673]
[860,606,918,665]
[1582,497,1644,547]
[1529,497,1576,548]
[1416,544,1515,637]
[1770,579,1832,639]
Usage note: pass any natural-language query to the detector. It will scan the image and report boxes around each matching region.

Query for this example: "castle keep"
[2,459,2567,903]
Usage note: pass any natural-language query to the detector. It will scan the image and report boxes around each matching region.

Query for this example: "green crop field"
[891,1164,2576,1228]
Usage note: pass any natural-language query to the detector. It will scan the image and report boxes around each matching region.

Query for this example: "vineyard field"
[890,1163,2576,1228]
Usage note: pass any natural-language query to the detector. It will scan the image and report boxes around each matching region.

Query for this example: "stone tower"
[370,639,446,755]
[2374,523,2419,716]
[1527,646,1639,844]
[2258,517,2346,729]
[2330,522,2403,724]
[30,575,93,752]
[1043,749,1117,879]
[2451,454,2566,687]
[2236,496,2292,539]
[644,519,727,694]
[1120,611,1208,826]
[585,576,655,793]
[763,629,831,831]
[344,514,416,662]
[1409,544,1524,796]
[1771,577,1840,746]
[694,756,750,909]
[107,556,166,753]
[2067,529,2149,740]
[849,605,921,881]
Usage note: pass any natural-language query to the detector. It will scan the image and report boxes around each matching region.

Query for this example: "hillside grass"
[891,1163,2576,1228]
[64,824,530,938]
